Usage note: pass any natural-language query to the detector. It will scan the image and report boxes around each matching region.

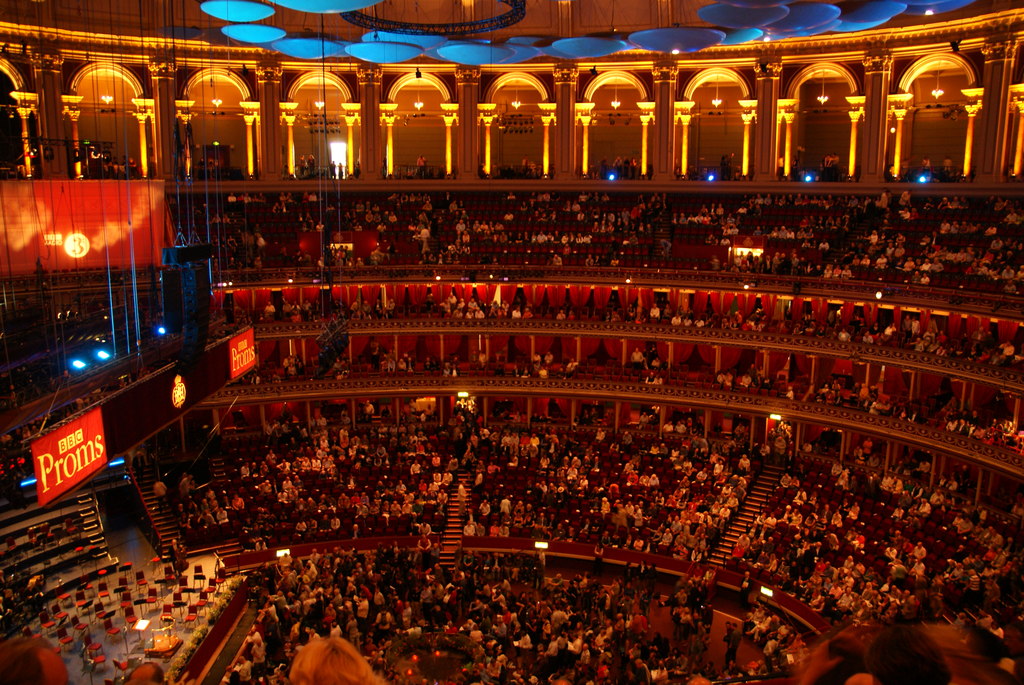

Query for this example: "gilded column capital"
[256,65,283,83]
[755,61,782,79]
[982,40,1018,61]
[356,66,382,87]
[29,52,63,72]
[862,53,893,73]
[553,65,578,86]
[455,67,481,86]
[148,61,177,79]
[652,64,678,83]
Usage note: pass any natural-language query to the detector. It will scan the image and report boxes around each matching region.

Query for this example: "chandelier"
[816,70,829,105]
[711,80,722,109]
[931,71,944,99]
[611,85,620,110]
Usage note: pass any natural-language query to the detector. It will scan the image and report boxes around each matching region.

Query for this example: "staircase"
[710,465,785,566]
[75,492,110,563]
[203,454,243,557]
[438,473,471,569]
[132,462,180,560]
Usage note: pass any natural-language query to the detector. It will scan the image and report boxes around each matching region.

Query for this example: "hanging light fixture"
[100,94,113,105]
[711,80,722,109]
[931,70,944,99]
[611,83,621,110]
[211,98,223,108]
[511,86,521,110]
[816,70,829,105]
[413,70,424,110]
[314,100,325,110]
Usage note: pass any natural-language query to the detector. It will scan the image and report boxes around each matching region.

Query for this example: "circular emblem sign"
[171,374,187,409]
[64,233,90,258]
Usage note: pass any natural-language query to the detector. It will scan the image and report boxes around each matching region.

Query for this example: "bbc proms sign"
[229,328,256,379]
[30,407,107,506]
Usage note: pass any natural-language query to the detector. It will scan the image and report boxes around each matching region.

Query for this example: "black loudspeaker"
[272,290,284,320]
[162,243,214,266]
[161,269,184,334]
[223,291,235,324]
[179,263,211,371]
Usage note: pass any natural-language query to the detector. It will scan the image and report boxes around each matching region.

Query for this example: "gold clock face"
[64,233,90,258]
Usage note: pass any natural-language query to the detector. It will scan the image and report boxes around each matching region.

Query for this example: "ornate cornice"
[862,53,893,73]
[253,319,1024,395]
[454,66,481,86]
[148,61,176,79]
[652,64,678,83]
[982,39,1019,61]
[29,52,63,72]
[553,64,578,86]
[198,376,1024,478]
[356,65,382,87]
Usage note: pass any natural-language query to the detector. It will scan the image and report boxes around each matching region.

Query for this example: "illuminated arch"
[0,57,25,91]
[184,67,252,101]
[70,61,144,99]
[583,70,649,103]
[287,71,352,103]
[387,72,451,103]
[683,67,749,100]
[898,53,976,94]
[485,72,550,103]
[786,62,859,99]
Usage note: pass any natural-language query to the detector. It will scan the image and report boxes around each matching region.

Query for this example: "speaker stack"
[161,244,213,372]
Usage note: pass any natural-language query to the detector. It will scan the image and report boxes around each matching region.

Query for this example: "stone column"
[776,98,796,180]
[175,100,195,178]
[257,64,283,179]
[651,64,677,180]
[240,101,260,178]
[888,94,913,178]
[575,102,594,177]
[380,103,397,177]
[131,98,154,179]
[61,95,83,178]
[31,53,68,177]
[637,101,655,178]
[738,100,758,178]
[674,101,694,177]
[960,87,983,180]
[342,102,361,177]
[976,41,1018,182]
[859,53,893,183]
[280,102,298,177]
[553,64,578,180]
[455,67,480,178]
[753,61,781,180]
[478,103,497,176]
[538,103,556,177]
[845,95,865,181]
[11,92,37,178]
[148,60,177,179]
[1010,90,1024,178]
[440,103,458,177]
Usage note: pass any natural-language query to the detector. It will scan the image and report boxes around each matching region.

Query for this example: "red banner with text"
[30,407,107,506]
[229,328,256,379]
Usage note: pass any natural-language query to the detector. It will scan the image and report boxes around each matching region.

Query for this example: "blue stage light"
[71,359,87,370]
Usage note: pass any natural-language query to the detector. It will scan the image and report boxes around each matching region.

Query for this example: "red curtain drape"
[863,303,878,327]
[600,339,622,363]
[533,336,553,354]
[998,320,1019,342]
[841,302,854,325]
[580,337,601,360]
[567,286,582,307]
[259,341,280,365]
[698,345,716,366]
[694,291,711,314]
[767,352,789,376]
[593,287,612,310]
[424,335,441,359]
[918,372,943,396]
[396,336,417,356]
[947,314,962,339]
[708,292,723,314]
[919,309,930,333]
[656,341,670,362]
[971,383,996,408]
[882,368,907,395]
[548,285,566,308]
[489,335,510,360]
[813,299,828,324]
[675,343,695,367]
[737,293,756,317]
[639,288,654,309]
[719,347,742,370]
[965,316,981,335]
[791,297,805,322]
[760,294,777,320]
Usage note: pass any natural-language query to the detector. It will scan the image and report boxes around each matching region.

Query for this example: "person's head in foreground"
[289,637,386,685]
[0,637,68,685]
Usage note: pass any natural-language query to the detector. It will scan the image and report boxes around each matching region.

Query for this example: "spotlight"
[157,326,167,335]
[608,172,617,181]
[918,175,928,183]
[924,8,934,14]
[950,40,960,53]
[875,290,883,300]
[708,173,716,181]
[590,66,598,76]
[804,174,813,182]
[96,350,111,360]
[415,68,422,79]
[71,359,87,370]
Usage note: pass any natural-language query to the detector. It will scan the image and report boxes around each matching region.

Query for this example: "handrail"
[126,464,165,558]
[195,374,1024,479]
[254,318,1024,396]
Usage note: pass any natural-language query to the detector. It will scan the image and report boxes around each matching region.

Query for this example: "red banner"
[229,328,256,379]
[31,407,107,506]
